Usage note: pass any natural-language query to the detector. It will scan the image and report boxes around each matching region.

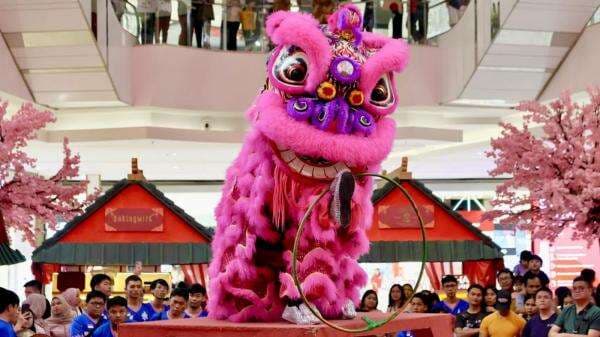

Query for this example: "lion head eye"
[369,75,394,107]
[273,46,309,86]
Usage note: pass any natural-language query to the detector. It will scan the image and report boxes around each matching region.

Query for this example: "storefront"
[361,168,503,293]
[31,166,212,294]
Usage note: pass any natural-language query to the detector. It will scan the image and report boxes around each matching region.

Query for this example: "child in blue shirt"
[71,291,107,337]
[93,296,130,337]
[152,287,190,320]
[432,275,469,315]
[123,275,155,322]
[186,283,209,318]
[146,279,170,318]
[0,288,21,337]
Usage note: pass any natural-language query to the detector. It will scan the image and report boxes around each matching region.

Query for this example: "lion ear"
[361,33,410,73]
[359,34,410,115]
[265,11,332,93]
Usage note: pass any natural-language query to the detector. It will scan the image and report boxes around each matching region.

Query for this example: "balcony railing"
[110,0,477,51]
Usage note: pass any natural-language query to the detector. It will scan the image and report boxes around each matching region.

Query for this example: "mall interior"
[0,0,600,335]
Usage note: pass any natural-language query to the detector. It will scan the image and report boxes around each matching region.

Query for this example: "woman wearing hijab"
[62,288,84,316]
[23,293,49,335]
[46,295,75,337]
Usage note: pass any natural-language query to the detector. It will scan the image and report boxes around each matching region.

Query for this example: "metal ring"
[291,173,428,333]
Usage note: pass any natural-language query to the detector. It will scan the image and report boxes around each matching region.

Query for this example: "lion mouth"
[274,142,350,180]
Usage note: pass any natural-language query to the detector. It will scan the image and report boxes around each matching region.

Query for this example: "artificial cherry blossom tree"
[0,100,96,245]
[484,88,600,244]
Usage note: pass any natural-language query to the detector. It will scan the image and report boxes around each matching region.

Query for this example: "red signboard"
[105,208,164,232]
[378,204,435,229]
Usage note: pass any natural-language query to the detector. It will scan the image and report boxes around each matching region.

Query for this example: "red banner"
[105,208,164,232]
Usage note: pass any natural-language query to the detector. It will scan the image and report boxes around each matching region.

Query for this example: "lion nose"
[287,97,375,136]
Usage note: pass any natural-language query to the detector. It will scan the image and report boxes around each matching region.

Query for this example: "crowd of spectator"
[356,251,600,337]
[4,250,595,336]
[0,275,208,337]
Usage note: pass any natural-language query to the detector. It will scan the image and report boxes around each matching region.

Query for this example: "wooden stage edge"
[120,312,454,337]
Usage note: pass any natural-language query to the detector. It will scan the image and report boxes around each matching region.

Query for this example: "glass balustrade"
[109,0,473,51]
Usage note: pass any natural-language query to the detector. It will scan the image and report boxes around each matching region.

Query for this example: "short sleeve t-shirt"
[480,311,526,337]
[127,303,155,322]
[553,303,600,334]
[185,310,208,318]
[151,310,191,321]
[0,319,17,337]
[522,313,557,337]
[433,299,469,316]
[70,313,106,337]
[91,322,114,337]
[455,309,490,329]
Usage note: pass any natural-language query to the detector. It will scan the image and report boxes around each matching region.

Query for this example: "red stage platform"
[120,312,454,337]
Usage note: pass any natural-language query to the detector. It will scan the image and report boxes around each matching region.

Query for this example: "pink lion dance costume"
[208,4,409,323]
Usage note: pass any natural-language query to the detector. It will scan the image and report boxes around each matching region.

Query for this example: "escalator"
[0,0,129,108]
[455,0,600,106]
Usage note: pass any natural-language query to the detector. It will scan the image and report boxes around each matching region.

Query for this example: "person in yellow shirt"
[480,290,527,337]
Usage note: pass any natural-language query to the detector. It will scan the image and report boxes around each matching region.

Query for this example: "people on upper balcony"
[177,0,189,45]
[191,0,214,48]
[156,0,173,43]
[409,0,428,43]
[273,0,291,12]
[138,0,158,44]
[363,0,374,32]
[389,1,403,39]
[312,0,336,24]
[240,1,258,51]
[223,0,242,51]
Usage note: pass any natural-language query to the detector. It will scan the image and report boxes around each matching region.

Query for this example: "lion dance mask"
[208,4,409,323]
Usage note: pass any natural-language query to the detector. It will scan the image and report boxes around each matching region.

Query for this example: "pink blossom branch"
[485,88,600,245]
[0,100,97,245]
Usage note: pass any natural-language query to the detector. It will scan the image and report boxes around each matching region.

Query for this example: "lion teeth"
[313,167,327,179]
[277,143,350,180]
[300,165,314,177]
[280,150,295,163]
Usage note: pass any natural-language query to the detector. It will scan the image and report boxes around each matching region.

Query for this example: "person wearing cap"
[514,251,532,277]
[480,290,526,337]
[432,275,469,315]
[522,255,550,286]
[549,276,600,337]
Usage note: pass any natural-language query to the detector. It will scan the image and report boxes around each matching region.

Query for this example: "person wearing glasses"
[549,276,600,337]
[70,291,108,337]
